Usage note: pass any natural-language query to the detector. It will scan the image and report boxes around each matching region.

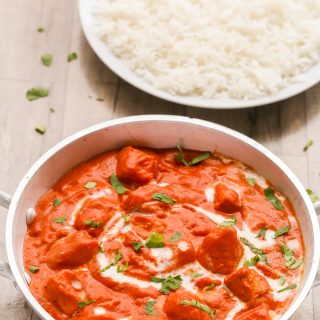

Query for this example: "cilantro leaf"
[180,299,215,319]
[306,189,319,203]
[246,177,256,187]
[29,266,40,273]
[277,284,297,293]
[169,231,182,243]
[279,275,286,286]
[100,251,122,272]
[41,53,53,66]
[52,198,62,207]
[84,181,96,189]
[204,283,216,292]
[53,216,67,225]
[145,300,157,315]
[78,300,95,308]
[273,225,290,239]
[98,241,104,254]
[26,87,49,101]
[84,220,102,228]
[264,188,283,210]
[116,261,129,273]
[190,272,202,279]
[240,237,269,265]
[146,232,165,248]
[67,52,78,62]
[243,255,260,267]
[133,241,143,252]
[175,146,211,166]
[151,275,182,294]
[109,173,128,194]
[219,217,237,228]
[256,227,267,239]
[280,243,303,270]
[152,192,176,204]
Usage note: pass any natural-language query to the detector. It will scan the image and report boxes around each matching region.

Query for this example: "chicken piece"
[214,183,241,213]
[44,270,84,315]
[116,146,158,185]
[47,230,99,269]
[224,267,270,302]
[197,227,243,274]
[235,304,271,320]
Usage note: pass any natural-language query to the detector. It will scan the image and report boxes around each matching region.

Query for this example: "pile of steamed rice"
[92,0,320,100]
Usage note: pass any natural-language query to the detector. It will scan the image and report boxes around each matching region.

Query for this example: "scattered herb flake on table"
[35,125,46,135]
[41,53,53,66]
[67,52,78,62]
[37,27,45,32]
[303,140,314,152]
[26,87,49,101]
[306,189,319,203]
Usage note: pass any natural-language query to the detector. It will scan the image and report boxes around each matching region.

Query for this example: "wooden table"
[0,0,319,318]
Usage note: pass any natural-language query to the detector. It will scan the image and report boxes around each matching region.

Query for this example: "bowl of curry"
[2,115,319,320]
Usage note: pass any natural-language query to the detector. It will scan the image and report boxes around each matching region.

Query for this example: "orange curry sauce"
[24,146,304,320]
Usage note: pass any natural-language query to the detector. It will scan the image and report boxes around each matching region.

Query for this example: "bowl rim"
[78,0,320,109]
[6,115,320,319]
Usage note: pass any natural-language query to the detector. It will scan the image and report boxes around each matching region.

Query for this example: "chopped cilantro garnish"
[29,266,40,273]
[26,87,49,101]
[52,198,61,207]
[98,241,104,254]
[84,220,102,228]
[78,300,95,308]
[243,255,260,267]
[180,299,215,319]
[175,145,211,166]
[122,212,129,223]
[151,275,182,294]
[277,284,297,293]
[273,225,290,239]
[219,217,237,228]
[53,216,67,225]
[280,243,303,270]
[100,251,122,272]
[240,237,269,265]
[264,188,283,210]
[152,192,176,204]
[41,53,52,66]
[145,300,157,315]
[246,177,256,187]
[204,283,216,292]
[279,275,286,286]
[169,231,182,243]
[256,227,267,239]
[84,181,96,189]
[190,272,202,279]
[146,232,165,248]
[109,173,128,194]
[133,241,143,252]
[117,261,129,273]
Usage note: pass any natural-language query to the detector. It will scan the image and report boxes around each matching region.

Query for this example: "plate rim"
[79,0,320,109]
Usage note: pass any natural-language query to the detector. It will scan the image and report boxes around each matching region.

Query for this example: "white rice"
[92,0,320,99]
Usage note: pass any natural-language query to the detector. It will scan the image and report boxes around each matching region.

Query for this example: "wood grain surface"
[0,0,319,319]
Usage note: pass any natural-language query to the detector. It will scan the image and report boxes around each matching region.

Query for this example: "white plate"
[79,0,320,109]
